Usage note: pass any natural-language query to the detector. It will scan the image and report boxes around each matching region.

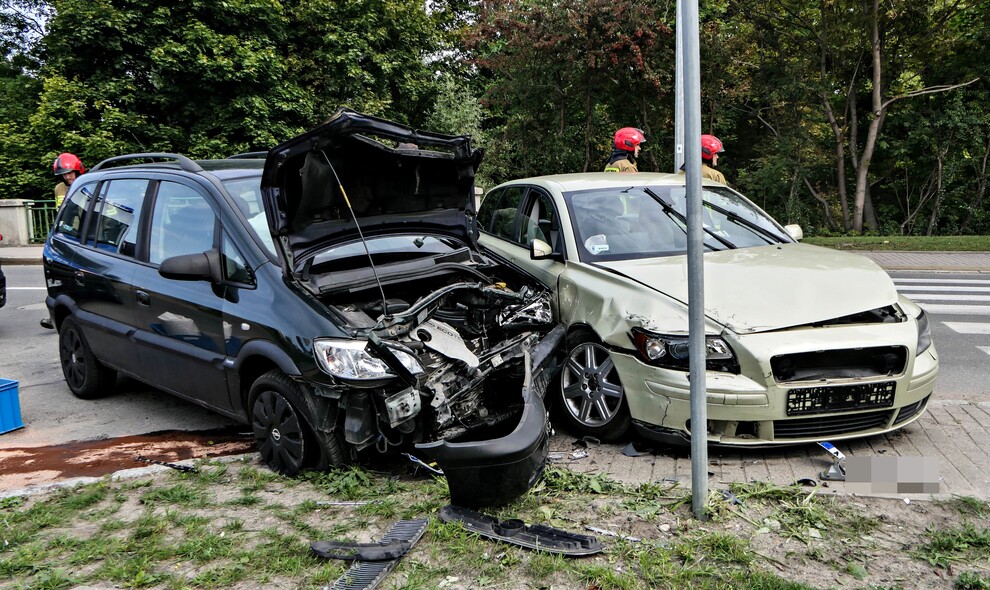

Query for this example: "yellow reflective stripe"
[604,166,620,172]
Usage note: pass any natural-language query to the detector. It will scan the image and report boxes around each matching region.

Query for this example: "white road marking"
[893,278,990,285]
[907,294,990,302]
[942,322,990,335]
[896,285,990,293]
[6,287,47,290]
[917,303,990,316]
[978,346,990,357]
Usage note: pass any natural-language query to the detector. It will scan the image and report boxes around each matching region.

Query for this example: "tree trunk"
[852,0,883,234]
[959,135,990,233]
[926,155,944,237]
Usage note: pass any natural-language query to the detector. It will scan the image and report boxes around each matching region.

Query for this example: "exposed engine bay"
[315,252,556,453]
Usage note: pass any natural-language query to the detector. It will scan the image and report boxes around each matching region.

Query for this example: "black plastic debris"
[439,505,603,556]
[572,436,601,449]
[621,441,654,457]
[312,518,429,590]
[794,477,818,487]
[134,456,198,473]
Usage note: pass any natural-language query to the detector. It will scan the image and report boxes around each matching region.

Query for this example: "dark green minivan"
[43,109,562,508]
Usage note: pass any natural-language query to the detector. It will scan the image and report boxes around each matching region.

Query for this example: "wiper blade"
[643,187,736,250]
[701,199,788,245]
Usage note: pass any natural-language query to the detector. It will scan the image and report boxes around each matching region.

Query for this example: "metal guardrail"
[27,199,58,243]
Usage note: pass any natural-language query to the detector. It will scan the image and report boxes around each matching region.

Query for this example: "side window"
[490,186,526,243]
[88,179,149,257]
[54,182,99,242]
[523,191,559,248]
[222,231,253,284]
[476,188,502,232]
[148,181,217,265]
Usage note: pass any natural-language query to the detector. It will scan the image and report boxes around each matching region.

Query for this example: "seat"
[161,205,215,260]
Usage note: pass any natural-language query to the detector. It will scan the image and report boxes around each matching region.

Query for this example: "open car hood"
[261,108,484,273]
[598,244,900,333]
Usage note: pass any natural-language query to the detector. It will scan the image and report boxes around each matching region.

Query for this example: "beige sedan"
[477,173,938,445]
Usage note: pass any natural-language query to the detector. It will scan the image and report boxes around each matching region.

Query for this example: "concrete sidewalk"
[2,244,990,271]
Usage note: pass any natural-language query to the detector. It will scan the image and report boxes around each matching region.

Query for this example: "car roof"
[498,172,722,192]
[88,154,265,181]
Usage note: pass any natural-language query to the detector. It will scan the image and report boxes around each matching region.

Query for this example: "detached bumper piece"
[439,505,603,556]
[312,518,429,590]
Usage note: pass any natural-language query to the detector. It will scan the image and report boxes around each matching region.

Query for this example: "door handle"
[135,290,151,306]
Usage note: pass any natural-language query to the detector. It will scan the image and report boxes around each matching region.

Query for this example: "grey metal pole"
[674,0,685,171]
[680,0,709,520]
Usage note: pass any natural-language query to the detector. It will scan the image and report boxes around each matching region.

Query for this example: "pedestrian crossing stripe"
[908,294,990,302]
[943,322,990,335]
[896,286,990,293]
[979,346,990,357]
[916,303,990,316]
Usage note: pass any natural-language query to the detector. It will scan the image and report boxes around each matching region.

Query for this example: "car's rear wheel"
[58,316,116,400]
[554,332,631,441]
[249,370,345,476]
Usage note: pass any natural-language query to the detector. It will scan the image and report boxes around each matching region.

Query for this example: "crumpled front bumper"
[416,324,565,507]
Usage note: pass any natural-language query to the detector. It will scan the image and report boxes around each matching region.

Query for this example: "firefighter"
[604,127,646,172]
[700,134,727,184]
[53,152,85,208]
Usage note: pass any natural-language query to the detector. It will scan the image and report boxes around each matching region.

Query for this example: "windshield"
[222,177,277,257]
[563,185,792,262]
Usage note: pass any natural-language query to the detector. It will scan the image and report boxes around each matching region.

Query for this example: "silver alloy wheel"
[560,342,625,427]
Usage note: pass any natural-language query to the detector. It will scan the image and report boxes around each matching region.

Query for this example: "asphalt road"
[0,264,238,449]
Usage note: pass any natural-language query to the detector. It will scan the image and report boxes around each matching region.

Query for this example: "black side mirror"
[159,249,223,283]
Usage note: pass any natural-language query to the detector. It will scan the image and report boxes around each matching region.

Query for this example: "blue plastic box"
[0,378,24,434]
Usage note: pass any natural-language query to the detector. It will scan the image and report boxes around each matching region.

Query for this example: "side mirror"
[159,249,223,283]
[784,224,804,241]
[530,238,555,260]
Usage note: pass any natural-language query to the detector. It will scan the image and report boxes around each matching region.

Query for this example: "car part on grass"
[439,504,603,556]
[134,456,198,473]
[585,525,641,542]
[313,518,429,590]
[818,441,847,481]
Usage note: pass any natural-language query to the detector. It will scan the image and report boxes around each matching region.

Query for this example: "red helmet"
[701,135,724,161]
[53,153,85,176]
[614,127,646,152]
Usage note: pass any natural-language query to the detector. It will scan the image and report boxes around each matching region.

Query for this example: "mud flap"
[312,518,429,590]
[439,505,603,556]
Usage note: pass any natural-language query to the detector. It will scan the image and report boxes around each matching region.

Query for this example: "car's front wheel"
[249,370,345,476]
[58,316,116,400]
[554,332,631,441]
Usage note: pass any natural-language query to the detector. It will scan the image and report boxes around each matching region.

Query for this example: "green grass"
[0,459,984,589]
[803,235,990,251]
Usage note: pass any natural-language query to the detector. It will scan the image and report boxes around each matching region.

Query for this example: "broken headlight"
[314,338,423,381]
[915,310,932,355]
[630,328,739,373]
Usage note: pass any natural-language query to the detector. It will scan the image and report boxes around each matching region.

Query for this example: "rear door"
[59,178,150,376]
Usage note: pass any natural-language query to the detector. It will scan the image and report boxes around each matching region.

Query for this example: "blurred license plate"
[786,381,896,416]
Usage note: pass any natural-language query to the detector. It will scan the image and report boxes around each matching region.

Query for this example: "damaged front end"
[315,275,561,508]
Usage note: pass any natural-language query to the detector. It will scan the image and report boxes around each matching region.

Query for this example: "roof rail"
[227,151,268,159]
[89,153,204,173]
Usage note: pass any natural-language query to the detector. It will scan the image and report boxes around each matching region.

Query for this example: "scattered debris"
[402,453,444,476]
[572,436,601,449]
[315,501,373,507]
[134,456,198,473]
[439,505,603,556]
[584,525,641,542]
[621,441,654,457]
[570,449,590,461]
[794,477,818,487]
[312,518,429,590]
[720,489,742,505]
[817,441,846,481]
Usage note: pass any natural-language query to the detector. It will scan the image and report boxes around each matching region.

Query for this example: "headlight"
[915,310,932,355]
[630,328,739,373]
[313,338,423,381]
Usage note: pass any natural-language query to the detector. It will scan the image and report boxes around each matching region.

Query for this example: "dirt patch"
[0,428,255,491]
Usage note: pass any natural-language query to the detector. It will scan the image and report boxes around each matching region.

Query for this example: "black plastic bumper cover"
[416,324,565,508]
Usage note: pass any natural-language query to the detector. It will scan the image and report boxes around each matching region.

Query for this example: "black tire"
[249,370,346,476]
[58,316,116,400]
[553,330,631,442]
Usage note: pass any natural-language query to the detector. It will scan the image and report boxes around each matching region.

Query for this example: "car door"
[478,185,566,292]
[130,178,230,411]
[59,178,150,377]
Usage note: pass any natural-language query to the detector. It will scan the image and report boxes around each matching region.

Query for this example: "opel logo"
[271,428,281,442]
